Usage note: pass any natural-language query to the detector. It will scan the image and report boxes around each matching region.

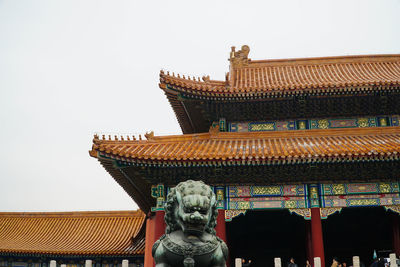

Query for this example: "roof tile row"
[160,54,400,96]
[0,211,145,256]
[90,127,400,164]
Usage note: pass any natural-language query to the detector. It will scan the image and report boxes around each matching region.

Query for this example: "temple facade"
[90,46,400,267]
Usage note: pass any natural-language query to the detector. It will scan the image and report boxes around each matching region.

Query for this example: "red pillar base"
[311,208,325,267]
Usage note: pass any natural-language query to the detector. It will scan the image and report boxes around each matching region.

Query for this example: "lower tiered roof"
[90,127,400,212]
[0,210,145,256]
[90,127,400,165]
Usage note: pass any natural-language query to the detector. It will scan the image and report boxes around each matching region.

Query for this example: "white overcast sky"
[0,0,399,212]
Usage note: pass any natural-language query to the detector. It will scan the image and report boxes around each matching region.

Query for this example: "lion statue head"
[164,180,218,235]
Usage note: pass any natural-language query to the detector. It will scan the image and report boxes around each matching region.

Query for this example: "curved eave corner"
[89,135,153,213]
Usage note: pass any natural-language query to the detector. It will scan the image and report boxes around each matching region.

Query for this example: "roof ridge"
[158,47,400,99]
[0,210,144,218]
[93,126,400,143]
[246,54,400,67]
[160,70,226,86]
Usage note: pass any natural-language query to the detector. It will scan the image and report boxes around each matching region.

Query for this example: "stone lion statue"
[152,180,228,267]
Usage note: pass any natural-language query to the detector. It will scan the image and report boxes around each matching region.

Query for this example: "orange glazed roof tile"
[90,127,400,165]
[159,48,400,97]
[0,210,145,256]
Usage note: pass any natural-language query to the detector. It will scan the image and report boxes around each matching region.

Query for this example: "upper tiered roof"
[160,46,400,133]
[0,210,145,256]
[160,46,400,97]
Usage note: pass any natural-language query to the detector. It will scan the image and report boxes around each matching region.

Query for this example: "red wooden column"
[144,211,166,267]
[154,210,166,241]
[309,184,325,267]
[216,209,227,243]
[215,187,228,243]
[305,220,313,263]
[392,214,400,257]
[146,184,167,267]
[311,208,325,267]
[215,186,229,266]
[144,215,156,267]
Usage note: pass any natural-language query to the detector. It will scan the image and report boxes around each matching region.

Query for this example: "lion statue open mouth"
[152,180,228,267]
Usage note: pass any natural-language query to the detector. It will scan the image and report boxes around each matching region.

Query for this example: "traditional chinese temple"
[90,46,400,267]
[0,211,145,267]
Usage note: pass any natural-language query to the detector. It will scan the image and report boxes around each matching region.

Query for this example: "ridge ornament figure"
[152,180,228,267]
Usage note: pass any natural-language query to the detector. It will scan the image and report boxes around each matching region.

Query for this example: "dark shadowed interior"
[227,210,306,267]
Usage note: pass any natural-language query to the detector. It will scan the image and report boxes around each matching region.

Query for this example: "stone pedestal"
[314,257,321,267]
[390,253,398,267]
[274,257,282,267]
[50,261,56,267]
[122,260,129,267]
[235,258,242,267]
[353,256,360,267]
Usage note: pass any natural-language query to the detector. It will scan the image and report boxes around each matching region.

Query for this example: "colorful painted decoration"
[151,184,165,210]
[224,183,400,221]
[289,208,311,220]
[227,185,306,198]
[225,210,247,221]
[322,182,399,195]
[320,208,342,219]
[228,115,399,132]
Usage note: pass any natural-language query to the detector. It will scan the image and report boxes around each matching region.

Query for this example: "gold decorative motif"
[249,123,274,131]
[298,121,306,130]
[229,45,250,67]
[309,186,319,199]
[216,189,224,201]
[225,210,247,221]
[332,184,345,195]
[385,205,400,215]
[317,119,329,129]
[357,118,369,127]
[253,186,281,195]
[380,118,387,126]
[348,199,378,206]
[320,207,342,219]
[237,201,250,210]
[284,201,297,208]
[289,208,311,220]
[379,183,391,193]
